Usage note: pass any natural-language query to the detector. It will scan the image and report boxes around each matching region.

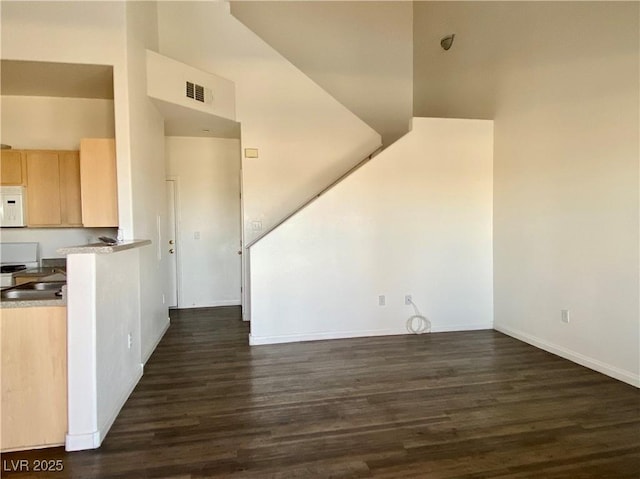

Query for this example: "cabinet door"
[80,139,118,227]
[1,307,67,451]
[25,151,62,226]
[59,151,82,226]
[1,150,25,185]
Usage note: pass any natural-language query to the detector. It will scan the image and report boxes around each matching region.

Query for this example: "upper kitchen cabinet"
[59,151,83,226]
[1,150,26,185]
[25,150,82,227]
[80,138,118,227]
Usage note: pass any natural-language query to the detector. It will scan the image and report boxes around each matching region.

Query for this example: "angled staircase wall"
[249,118,494,345]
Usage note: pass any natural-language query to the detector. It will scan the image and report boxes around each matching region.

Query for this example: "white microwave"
[0,186,26,227]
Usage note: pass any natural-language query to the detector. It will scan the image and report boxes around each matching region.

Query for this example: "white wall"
[414,2,639,386]
[66,247,144,451]
[1,96,115,149]
[95,249,142,443]
[165,137,241,308]
[230,1,413,147]
[125,1,169,363]
[250,118,493,344]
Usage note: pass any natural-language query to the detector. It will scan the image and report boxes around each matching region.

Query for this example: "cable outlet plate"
[405,295,412,305]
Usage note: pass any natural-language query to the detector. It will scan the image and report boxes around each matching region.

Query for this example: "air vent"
[195,84,205,102]
[185,81,210,104]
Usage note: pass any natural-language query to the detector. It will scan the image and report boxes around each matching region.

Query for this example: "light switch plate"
[244,148,259,158]
[251,220,262,231]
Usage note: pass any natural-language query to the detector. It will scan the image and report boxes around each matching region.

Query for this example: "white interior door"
[166,179,178,308]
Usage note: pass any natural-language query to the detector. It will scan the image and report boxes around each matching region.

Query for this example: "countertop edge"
[57,239,152,255]
[0,298,66,309]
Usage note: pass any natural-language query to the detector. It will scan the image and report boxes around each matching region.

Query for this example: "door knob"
[169,248,175,254]
[237,250,242,255]
[169,240,175,245]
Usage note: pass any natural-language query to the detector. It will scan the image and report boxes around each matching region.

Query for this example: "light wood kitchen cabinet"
[26,151,61,225]
[1,306,67,452]
[59,151,83,226]
[25,150,82,227]
[80,138,118,227]
[0,150,26,185]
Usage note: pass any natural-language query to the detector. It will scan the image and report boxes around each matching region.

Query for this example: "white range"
[0,242,39,287]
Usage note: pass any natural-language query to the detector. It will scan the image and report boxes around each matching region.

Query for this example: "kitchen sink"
[1,281,66,301]
[31,281,66,291]
[2,289,62,300]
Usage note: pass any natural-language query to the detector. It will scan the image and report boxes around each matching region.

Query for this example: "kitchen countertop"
[57,239,151,255]
[1,286,67,309]
[3,240,150,307]
[1,297,66,308]
[13,267,65,277]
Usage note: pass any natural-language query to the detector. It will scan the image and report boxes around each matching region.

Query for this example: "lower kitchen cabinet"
[0,306,67,451]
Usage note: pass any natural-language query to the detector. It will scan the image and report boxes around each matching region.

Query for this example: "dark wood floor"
[2,306,639,478]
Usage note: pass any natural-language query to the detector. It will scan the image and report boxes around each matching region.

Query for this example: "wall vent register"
[185,81,212,104]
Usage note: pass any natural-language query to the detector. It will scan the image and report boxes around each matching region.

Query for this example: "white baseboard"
[210,300,241,307]
[96,365,144,447]
[432,322,493,333]
[178,300,241,309]
[143,318,170,364]
[66,343,155,452]
[66,366,145,451]
[65,430,101,452]
[249,322,493,346]
[494,324,639,388]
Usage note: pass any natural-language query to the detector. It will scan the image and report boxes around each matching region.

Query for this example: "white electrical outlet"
[194,231,200,240]
[378,295,386,306]
[127,333,132,349]
[561,309,570,323]
[405,295,412,305]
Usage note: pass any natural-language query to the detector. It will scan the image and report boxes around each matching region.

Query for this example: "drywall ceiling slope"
[1,59,114,99]
[230,1,413,147]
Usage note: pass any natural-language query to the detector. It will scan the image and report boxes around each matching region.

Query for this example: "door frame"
[166,176,182,309]
[239,143,248,321]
